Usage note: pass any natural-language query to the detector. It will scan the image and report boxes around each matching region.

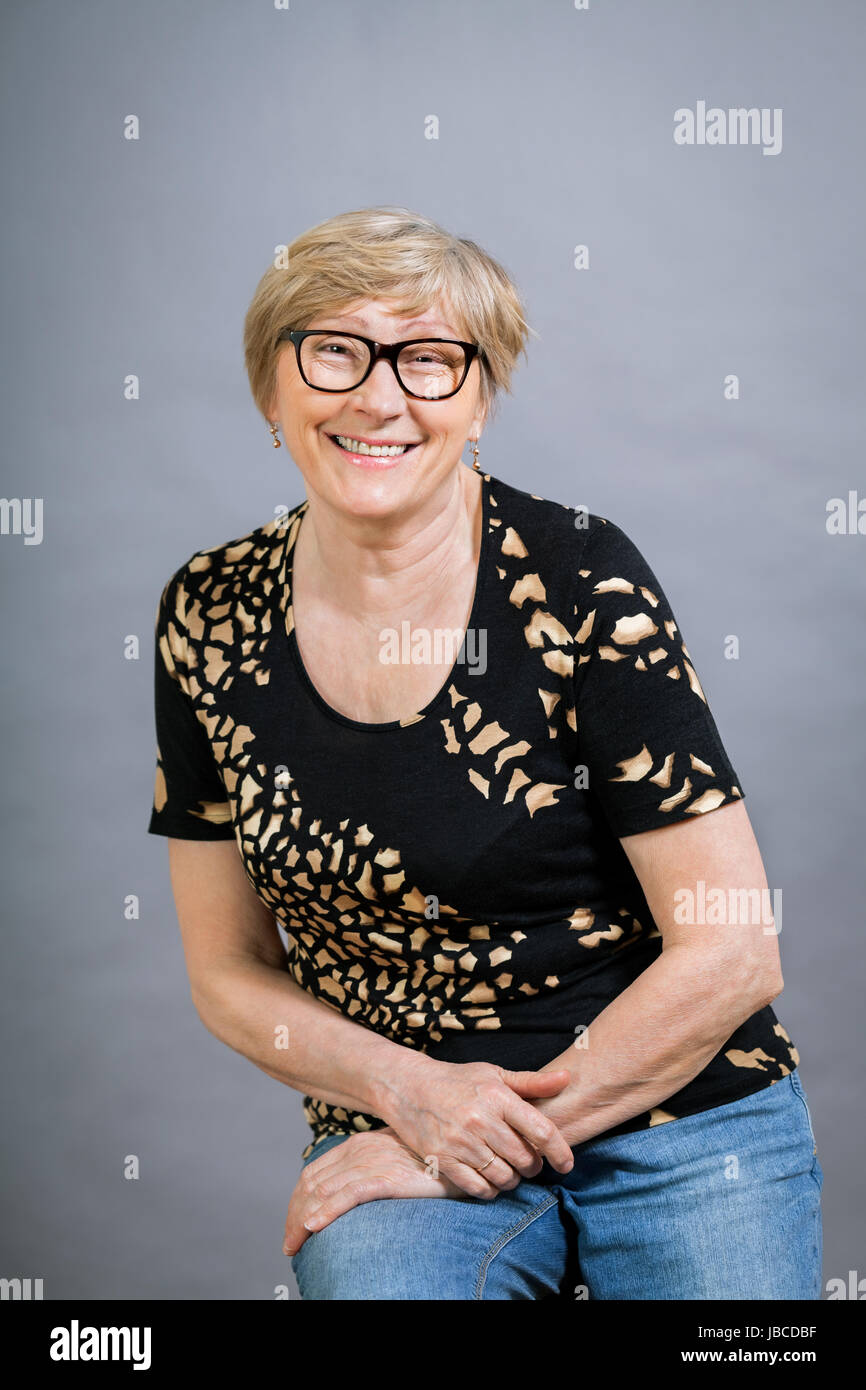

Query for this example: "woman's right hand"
[378,1055,575,1197]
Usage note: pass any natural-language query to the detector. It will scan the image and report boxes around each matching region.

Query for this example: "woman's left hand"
[283,1127,481,1256]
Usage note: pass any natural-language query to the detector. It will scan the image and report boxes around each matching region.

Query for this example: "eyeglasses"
[276,328,481,400]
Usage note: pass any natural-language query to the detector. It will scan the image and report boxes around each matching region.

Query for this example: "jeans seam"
[474,1193,559,1300]
[789,1069,818,1156]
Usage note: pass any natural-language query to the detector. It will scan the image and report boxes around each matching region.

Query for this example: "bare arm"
[169,838,426,1116]
[532,799,785,1146]
[165,838,574,1192]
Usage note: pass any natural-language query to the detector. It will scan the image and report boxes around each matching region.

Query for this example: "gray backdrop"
[1,0,863,1301]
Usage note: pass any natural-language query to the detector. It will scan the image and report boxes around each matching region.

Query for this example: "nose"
[348,355,406,414]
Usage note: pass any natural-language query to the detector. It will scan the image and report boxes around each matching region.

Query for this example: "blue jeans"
[291,1068,823,1300]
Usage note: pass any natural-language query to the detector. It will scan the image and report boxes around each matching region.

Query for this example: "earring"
[269,421,282,449]
[471,439,480,471]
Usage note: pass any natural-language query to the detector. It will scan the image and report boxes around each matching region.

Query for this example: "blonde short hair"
[243,206,533,426]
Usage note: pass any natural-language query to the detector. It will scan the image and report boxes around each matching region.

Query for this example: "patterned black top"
[148,470,797,1157]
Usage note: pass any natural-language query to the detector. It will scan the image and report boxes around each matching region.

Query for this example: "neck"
[293,464,484,625]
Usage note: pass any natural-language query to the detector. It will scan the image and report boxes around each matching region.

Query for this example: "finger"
[450,1161,502,1199]
[502,1097,575,1174]
[477,1121,545,1180]
[436,1125,535,1190]
[283,1201,312,1257]
[438,1157,502,1200]
[281,1158,342,1257]
[299,1140,357,1184]
[282,1150,360,1257]
[452,1117,542,1182]
[299,1176,393,1235]
[472,1154,521,1192]
[293,1142,384,1212]
[499,1068,572,1097]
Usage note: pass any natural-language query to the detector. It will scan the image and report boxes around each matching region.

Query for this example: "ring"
[475,1154,497,1173]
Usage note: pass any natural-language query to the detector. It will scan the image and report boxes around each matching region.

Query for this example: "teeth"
[334,435,411,457]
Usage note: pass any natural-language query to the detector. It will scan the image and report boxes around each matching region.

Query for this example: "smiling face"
[265,297,488,521]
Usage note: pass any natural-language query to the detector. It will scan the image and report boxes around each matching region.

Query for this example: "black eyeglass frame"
[275,328,482,400]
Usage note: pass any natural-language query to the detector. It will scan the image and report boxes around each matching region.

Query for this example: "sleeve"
[572,516,745,837]
[147,567,237,841]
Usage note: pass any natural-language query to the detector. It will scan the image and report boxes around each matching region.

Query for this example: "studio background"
[1,0,862,1300]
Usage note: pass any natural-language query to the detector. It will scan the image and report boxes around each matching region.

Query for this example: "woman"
[148,206,823,1300]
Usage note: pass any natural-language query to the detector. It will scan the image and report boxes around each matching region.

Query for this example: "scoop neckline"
[278,471,491,733]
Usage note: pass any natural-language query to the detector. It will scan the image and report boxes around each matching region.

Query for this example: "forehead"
[317,299,461,337]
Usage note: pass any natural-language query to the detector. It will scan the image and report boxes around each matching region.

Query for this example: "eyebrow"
[320,313,458,337]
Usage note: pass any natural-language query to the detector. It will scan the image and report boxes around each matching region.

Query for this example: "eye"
[409,349,448,365]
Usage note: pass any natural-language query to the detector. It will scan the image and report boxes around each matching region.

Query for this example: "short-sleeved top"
[148,470,798,1158]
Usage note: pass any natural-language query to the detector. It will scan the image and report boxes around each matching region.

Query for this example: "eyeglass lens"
[299,333,467,399]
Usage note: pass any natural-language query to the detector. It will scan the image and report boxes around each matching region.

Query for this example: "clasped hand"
[283,1059,574,1256]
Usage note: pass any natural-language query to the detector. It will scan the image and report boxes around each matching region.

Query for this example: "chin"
[312,446,432,505]
[322,466,417,519]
